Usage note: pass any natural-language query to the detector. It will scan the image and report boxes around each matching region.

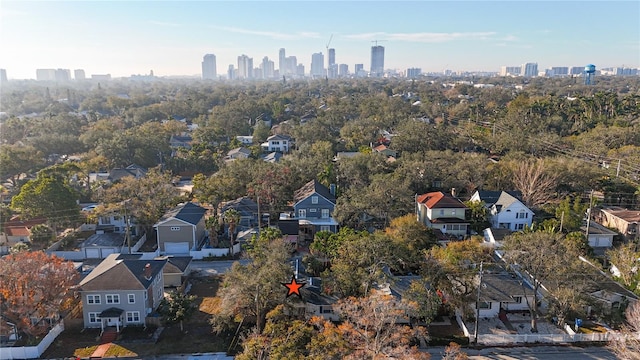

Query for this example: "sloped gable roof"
[493,191,529,212]
[293,180,335,204]
[267,134,292,142]
[79,253,166,291]
[474,190,522,207]
[157,202,207,226]
[417,192,466,209]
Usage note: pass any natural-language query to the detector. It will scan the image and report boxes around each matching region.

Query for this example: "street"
[426,345,617,360]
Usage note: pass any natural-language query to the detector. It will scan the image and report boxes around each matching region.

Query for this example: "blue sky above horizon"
[1,1,638,79]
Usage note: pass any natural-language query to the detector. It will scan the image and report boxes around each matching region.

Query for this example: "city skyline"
[1,1,638,79]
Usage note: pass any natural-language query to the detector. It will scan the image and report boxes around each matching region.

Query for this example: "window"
[310,208,317,213]
[126,311,141,323]
[439,210,445,216]
[272,141,280,145]
[311,196,318,204]
[478,302,492,309]
[513,296,523,303]
[320,226,331,232]
[100,217,111,224]
[298,209,306,218]
[170,226,181,231]
[88,312,100,323]
[87,295,101,304]
[515,224,525,230]
[451,210,456,215]
[321,209,330,219]
[516,211,528,219]
[106,294,120,304]
[128,294,135,304]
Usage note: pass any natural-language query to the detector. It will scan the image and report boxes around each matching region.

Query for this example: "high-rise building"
[499,66,521,76]
[370,45,385,77]
[570,66,584,75]
[296,63,305,76]
[279,48,286,75]
[521,62,538,77]
[74,69,86,80]
[286,57,297,76]
[406,68,422,78]
[0,69,7,83]
[36,69,57,81]
[311,52,324,78]
[327,48,337,79]
[355,64,364,73]
[546,67,569,77]
[338,64,348,77]
[55,69,71,82]
[202,54,217,80]
[237,54,253,79]
[262,56,275,79]
[228,64,235,80]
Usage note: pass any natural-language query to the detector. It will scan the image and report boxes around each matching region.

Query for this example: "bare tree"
[510,158,558,209]
[609,301,640,360]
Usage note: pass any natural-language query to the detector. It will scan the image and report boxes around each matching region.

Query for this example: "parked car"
[81,204,98,212]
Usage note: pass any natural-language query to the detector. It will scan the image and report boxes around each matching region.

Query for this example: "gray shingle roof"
[475,190,522,207]
[294,180,335,204]
[159,202,207,226]
[78,253,166,291]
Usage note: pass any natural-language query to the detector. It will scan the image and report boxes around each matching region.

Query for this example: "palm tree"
[223,209,241,255]
[205,215,219,247]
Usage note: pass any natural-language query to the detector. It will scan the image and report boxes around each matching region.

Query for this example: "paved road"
[426,345,617,360]
[190,259,250,275]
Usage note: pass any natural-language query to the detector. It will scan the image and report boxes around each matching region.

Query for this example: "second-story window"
[106,294,120,304]
[170,226,180,231]
[321,209,330,218]
[311,196,318,204]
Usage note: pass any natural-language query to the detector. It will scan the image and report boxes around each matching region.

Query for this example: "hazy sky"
[1,1,639,79]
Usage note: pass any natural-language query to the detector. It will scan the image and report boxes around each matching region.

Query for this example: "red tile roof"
[416,192,467,209]
[5,226,30,237]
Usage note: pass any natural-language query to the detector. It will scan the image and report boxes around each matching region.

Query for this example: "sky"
[1,0,639,79]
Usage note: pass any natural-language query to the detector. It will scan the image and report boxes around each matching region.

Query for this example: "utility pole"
[585,190,594,240]
[124,202,131,254]
[474,261,484,346]
[616,159,621,177]
[559,211,564,233]
[257,196,261,238]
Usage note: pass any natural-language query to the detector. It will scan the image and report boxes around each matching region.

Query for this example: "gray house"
[154,202,207,255]
[77,254,167,331]
[293,180,338,240]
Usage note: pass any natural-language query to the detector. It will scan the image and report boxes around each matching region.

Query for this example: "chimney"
[143,263,152,280]
[329,184,336,196]
[451,188,457,198]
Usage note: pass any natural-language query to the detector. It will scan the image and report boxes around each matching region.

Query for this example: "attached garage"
[164,242,190,255]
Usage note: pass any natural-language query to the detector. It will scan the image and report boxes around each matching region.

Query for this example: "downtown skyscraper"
[202,54,217,80]
[370,45,385,77]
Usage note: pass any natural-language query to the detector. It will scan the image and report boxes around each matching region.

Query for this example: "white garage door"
[165,242,190,254]
[101,248,117,258]
[85,248,101,259]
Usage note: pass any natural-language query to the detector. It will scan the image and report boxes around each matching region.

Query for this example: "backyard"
[41,275,233,358]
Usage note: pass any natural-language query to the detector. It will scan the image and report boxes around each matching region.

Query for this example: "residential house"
[293,180,338,240]
[471,272,535,317]
[583,222,617,254]
[219,197,258,228]
[261,134,292,153]
[97,212,141,237]
[154,202,207,255]
[155,256,193,287]
[581,258,639,315]
[108,164,147,183]
[226,147,251,161]
[416,191,469,240]
[0,217,47,254]
[470,190,533,231]
[373,144,397,159]
[595,207,640,242]
[290,278,339,321]
[261,152,283,163]
[77,254,167,331]
[236,136,254,145]
[169,135,193,150]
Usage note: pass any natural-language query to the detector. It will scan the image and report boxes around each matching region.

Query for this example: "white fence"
[0,322,64,360]
[455,312,624,345]
[476,331,623,345]
[189,243,241,260]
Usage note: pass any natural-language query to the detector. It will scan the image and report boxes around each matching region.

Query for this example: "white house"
[261,134,292,153]
[470,191,534,231]
[471,272,534,317]
[583,222,617,252]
